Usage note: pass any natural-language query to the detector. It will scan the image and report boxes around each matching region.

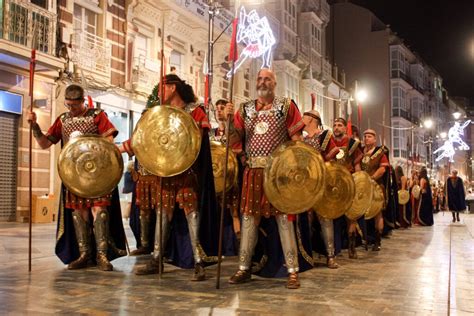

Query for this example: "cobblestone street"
[0,212,473,315]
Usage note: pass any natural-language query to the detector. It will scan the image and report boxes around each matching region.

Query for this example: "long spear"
[158,16,166,279]
[28,48,36,272]
[216,6,239,290]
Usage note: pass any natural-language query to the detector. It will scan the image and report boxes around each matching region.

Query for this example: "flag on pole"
[87,95,94,109]
[346,99,353,137]
[228,17,239,62]
[203,51,209,108]
[29,49,36,98]
[204,75,209,108]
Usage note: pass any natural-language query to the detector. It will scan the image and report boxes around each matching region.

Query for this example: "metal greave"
[72,210,91,255]
[276,214,299,273]
[238,215,258,271]
[319,216,335,257]
[139,210,151,248]
[152,211,170,260]
[93,209,109,253]
[185,211,202,264]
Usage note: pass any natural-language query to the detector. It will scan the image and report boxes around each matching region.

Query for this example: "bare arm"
[371,166,386,181]
[354,163,361,172]
[291,131,302,141]
[28,112,53,149]
[401,176,407,190]
[420,178,427,193]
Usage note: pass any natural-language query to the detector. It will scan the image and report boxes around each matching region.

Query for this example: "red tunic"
[303,129,339,162]
[47,108,118,209]
[333,135,363,173]
[123,105,210,219]
[233,97,304,218]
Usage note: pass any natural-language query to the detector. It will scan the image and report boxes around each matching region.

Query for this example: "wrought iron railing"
[1,0,56,54]
[71,25,110,76]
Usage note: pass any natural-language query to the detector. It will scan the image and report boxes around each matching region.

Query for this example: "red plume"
[310,93,316,110]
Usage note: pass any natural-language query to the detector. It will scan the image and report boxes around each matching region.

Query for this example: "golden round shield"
[345,171,373,220]
[263,141,326,214]
[131,105,201,177]
[398,189,410,205]
[365,182,385,220]
[58,135,124,198]
[210,141,239,194]
[313,162,355,219]
[412,185,421,200]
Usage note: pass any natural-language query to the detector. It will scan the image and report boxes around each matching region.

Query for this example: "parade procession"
[2,0,474,314]
[27,67,434,290]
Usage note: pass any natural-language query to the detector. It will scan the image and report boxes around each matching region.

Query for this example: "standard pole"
[158,17,166,279]
[216,12,238,290]
[28,49,36,272]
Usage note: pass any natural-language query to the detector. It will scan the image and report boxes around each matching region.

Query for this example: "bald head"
[257,68,276,81]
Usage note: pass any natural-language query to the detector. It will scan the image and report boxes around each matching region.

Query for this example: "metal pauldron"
[247,156,269,169]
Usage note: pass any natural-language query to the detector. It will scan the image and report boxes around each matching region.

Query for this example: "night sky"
[348,0,474,108]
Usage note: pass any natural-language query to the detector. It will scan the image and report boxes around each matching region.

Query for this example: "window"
[392,84,408,119]
[390,47,409,79]
[74,4,98,35]
[31,0,47,9]
[134,34,149,62]
[170,50,183,77]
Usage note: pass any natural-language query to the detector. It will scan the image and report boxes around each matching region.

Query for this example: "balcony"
[71,29,111,78]
[391,70,415,87]
[321,58,331,83]
[295,37,310,67]
[1,0,56,54]
[318,0,330,24]
[131,56,160,93]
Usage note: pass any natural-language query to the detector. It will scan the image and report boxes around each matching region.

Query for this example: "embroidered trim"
[296,216,314,266]
[288,120,304,136]
[320,130,332,151]
[57,189,65,242]
[348,139,360,156]
[101,128,117,138]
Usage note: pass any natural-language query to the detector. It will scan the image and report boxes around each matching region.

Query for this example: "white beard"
[257,89,271,98]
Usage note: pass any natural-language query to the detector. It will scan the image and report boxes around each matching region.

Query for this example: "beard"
[257,88,272,98]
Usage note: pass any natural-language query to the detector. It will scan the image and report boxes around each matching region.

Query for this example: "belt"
[247,156,270,168]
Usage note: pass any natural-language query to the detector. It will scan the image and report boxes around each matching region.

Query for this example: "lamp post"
[354,80,367,131]
[422,118,434,177]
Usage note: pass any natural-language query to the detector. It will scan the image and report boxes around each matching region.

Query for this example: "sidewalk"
[0,212,472,315]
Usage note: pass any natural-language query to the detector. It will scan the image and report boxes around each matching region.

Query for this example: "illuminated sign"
[434,120,471,162]
[0,90,23,115]
[226,7,276,78]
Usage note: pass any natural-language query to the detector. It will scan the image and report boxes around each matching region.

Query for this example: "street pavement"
[0,212,473,315]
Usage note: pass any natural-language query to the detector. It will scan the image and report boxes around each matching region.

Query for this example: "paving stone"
[0,212,472,314]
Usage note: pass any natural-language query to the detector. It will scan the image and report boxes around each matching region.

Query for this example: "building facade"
[0,0,63,221]
[328,1,469,182]
[1,0,349,222]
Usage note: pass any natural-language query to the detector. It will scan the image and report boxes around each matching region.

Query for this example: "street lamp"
[423,118,434,129]
[353,80,368,132]
[355,89,368,103]
[440,131,447,139]
[453,111,462,120]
